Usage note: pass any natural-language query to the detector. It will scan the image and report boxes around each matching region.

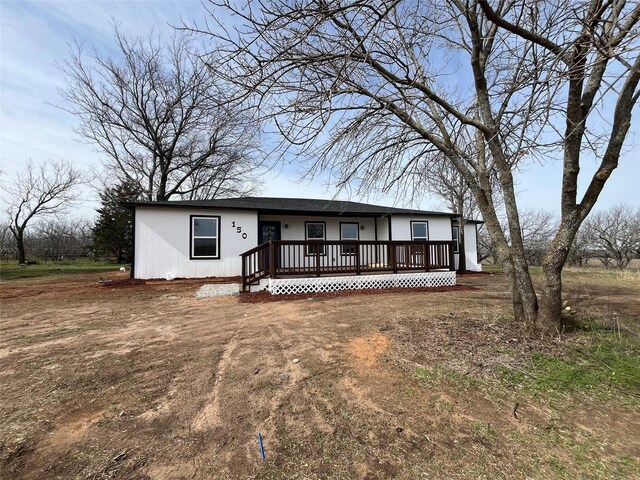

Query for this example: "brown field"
[1,269,639,479]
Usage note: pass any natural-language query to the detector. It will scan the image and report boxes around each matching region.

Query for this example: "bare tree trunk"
[456,197,467,274]
[540,262,562,330]
[510,267,535,326]
[499,178,539,326]
[16,229,26,265]
[513,255,539,326]
[479,201,538,325]
[501,256,525,322]
[539,225,575,329]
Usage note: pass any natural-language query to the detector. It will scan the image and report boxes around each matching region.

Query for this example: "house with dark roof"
[124,197,482,293]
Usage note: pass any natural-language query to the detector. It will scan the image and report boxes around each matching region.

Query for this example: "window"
[305,221,326,255]
[452,226,460,253]
[340,222,359,255]
[410,221,429,261]
[191,216,220,259]
[411,221,429,241]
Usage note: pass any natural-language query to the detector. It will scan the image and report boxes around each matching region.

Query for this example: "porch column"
[269,242,276,277]
[449,241,456,271]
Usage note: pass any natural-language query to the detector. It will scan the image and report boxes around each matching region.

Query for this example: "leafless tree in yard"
[197,0,639,328]
[3,160,83,264]
[476,225,495,264]
[567,226,596,267]
[60,27,262,201]
[477,208,556,266]
[581,204,640,269]
[420,153,481,273]
[518,209,557,267]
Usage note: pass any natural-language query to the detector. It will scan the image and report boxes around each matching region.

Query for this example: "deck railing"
[241,240,455,292]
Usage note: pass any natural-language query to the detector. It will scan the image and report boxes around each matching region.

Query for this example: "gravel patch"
[195,284,241,298]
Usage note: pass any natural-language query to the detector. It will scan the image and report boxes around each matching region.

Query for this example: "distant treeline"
[477,204,640,270]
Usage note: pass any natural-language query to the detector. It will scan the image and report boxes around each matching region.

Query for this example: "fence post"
[316,243,321,277]
[355,242,361,275]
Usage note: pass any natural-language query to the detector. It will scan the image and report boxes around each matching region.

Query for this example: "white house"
[125,197,482,294]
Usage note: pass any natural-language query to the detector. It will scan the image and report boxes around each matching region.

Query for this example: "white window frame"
[190,215,220,260]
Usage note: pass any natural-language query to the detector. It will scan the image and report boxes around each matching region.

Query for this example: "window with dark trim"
[305,221,326,255]
[340,222,359,255]
[452,226,460,254]
[190,215,220,259]
[410,221,429,241]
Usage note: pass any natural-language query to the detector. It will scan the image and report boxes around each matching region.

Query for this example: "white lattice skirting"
[267,271,456,295]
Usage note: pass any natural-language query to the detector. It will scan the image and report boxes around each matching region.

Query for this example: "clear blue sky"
[1,0,638,221]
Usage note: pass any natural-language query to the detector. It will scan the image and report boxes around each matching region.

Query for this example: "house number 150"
[231,221,248,239]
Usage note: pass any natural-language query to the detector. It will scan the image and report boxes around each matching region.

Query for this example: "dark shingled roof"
[123,196,483,222]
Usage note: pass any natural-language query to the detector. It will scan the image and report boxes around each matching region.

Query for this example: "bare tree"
[421,154,480,273]
[476,224,495,264]
[478,1,640,325]
[519,209,556,267]
[31,218,93,261]
[477,209,556,266]
[581,205,640,269]
[567,227,595,267]
[60,27,262,201]
[199,0,639,327]
[3,160,82,264]
[0,222,15,261]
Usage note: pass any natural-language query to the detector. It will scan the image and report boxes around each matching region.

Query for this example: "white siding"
[390,215,453,241]
[260,214,381,270]
[133,207,481,278]
[453,222,482,272]
[134,207,257,279]
[376,217,390,240]
[464,223,481,271]
[260,215,378,241]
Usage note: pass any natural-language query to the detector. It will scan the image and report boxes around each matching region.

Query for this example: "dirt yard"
[1,270,639,479]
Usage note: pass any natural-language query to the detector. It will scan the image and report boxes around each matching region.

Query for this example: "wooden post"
[241,253,247,292]
[425,242,431,272]
[316,243,321,277]
[424,242,429,272]
[355,242,361,275]
[269,242,276,277]
[449,241,456,271]
[391,242,398,273]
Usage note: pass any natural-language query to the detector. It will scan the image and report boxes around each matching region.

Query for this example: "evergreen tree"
[93,181,140,263]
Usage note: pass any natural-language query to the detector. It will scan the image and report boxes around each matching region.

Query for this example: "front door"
[258,221,281,270]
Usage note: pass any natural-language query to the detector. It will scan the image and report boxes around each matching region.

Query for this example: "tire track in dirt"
[339,332,396,418]
[191,332,240,432]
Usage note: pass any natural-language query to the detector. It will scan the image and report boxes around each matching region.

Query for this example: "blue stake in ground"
[258,432,265,461]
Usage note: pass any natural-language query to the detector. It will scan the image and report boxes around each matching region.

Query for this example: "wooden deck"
[240,240,455,292]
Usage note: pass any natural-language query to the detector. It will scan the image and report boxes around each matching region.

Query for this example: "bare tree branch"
[58,27,263,201]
